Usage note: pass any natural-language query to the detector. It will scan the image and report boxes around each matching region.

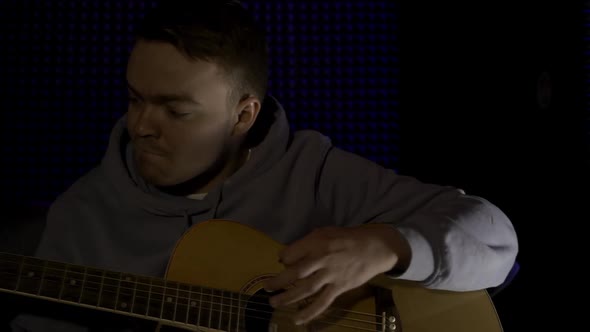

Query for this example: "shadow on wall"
[0,203,49,256]
[0,203,49,329]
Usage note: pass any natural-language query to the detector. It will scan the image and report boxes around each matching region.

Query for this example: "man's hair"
[135,0,270,105]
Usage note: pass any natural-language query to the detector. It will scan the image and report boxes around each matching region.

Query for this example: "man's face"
[126,40,235,187]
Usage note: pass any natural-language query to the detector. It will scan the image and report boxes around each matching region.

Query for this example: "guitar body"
[158,219,504,332]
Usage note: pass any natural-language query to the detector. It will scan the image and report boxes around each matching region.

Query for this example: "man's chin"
[137,167,177,187]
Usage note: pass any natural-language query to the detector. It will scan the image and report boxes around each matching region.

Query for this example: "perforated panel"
[1,1,399,205]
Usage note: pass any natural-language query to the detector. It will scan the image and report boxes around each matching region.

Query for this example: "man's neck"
[157,147,250,197]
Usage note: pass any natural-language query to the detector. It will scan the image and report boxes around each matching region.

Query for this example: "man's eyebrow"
[127,82,202,106]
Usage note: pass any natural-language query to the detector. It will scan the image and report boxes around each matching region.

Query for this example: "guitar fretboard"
[0,252,248,330]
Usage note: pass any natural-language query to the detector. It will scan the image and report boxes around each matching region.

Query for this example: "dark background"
[1,0,588,330]
[398,1,588,330]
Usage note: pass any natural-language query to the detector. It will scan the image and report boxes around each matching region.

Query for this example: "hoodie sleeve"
[317,147,518,291]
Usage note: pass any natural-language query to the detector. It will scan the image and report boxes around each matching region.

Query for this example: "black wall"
[397,1,588,330]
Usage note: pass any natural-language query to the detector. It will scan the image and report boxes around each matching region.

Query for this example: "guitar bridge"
[375,287,401,332]
[381,313,398,332]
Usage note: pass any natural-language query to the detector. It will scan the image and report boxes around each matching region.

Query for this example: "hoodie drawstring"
[211,186,223,219]
[184,209,191,227]
[184,186,223,228]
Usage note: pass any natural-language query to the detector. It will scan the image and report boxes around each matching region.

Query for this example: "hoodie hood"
[100,95,292,219]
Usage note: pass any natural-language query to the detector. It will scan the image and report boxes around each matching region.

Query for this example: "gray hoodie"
[11,96,518,331]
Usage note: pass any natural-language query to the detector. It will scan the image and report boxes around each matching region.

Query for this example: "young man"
[12,0,518,330]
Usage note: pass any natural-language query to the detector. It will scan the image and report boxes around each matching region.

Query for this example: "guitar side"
[161,219,503,332]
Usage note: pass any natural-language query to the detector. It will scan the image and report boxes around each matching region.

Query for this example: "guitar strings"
[147,308,382,332]
[0,259,384,319]
[146,307,382,332]
[0,271,384,330]
[0,266,276,311]
[0,269,389,327]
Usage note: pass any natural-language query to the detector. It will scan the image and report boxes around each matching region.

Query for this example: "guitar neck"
[0,252,246,329]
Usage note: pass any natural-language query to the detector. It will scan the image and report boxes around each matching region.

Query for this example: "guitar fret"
[38,261,66,299]
[0,253,20,291]
[176,283,190,325]
[231,291,241,331]
[207,287,213,328]
[173,282,180,322]
[228,290,233,331]
[114,272,122,311]
[98,271,119,309]
[61,264,84,302]
[159,280,166,320]
[160,280,178,321]
[197,286,203,326]
[77,266,88,303]
[218,289,224,330]
[148,278,165,318]
[184,284,191,325]
[236,293,246,332]
[96,270,105,306]
[234,291,241,331]
[129,274,138,313]
[17,257,47,295]
[131,276,151,316]
[118,274,135,313]
[145,277,153,316]
[57,264,68,300]
[80,267,102,306]
[233,291,239,332]
[35,260,47,296]
[13,256,24,292]
[186,285,199,325]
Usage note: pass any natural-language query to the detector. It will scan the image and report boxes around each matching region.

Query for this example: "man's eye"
[167,109,190,118]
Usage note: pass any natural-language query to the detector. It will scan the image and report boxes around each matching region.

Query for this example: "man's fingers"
[264,257,325,292]
[279,227,341,265]
[293,284,340,325]
[279,236,313,266]
[268,271,328,308]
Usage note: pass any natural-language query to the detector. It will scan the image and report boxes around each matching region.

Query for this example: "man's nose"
[133,105,160,138]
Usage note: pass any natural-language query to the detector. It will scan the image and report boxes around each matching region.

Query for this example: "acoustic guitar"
[0,219,504,331]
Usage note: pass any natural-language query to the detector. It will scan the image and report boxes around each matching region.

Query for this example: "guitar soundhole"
[244,289,282,331]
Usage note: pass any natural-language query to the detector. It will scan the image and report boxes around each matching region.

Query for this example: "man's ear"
[232,95,261,136]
